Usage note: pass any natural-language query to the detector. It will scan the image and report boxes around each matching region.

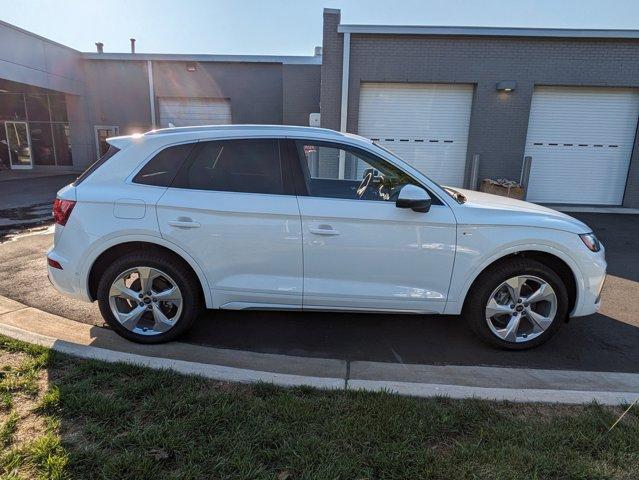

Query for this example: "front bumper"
[570,244,607,318]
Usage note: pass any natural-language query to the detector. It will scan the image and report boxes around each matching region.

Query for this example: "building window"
[0,93,26,122]
[26,94,51,122]
[29,122,55,165]
[94,126,120,159]
[1,90,72,168]
[52,123,72,166]
[48,95,68,122]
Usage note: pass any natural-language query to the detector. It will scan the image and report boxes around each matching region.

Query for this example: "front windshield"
[372,142,466,204]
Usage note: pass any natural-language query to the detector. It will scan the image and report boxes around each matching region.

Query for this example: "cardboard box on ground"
[480,178,525,200]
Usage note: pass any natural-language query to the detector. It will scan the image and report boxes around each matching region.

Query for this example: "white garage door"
[525,87,639,205]
[358,83,473,186]
[158,98,232,127]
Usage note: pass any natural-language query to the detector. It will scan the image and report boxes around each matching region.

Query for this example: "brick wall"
[320,9,343,132]
[283,64,321,126]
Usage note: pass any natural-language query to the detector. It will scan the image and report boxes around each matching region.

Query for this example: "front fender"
[444,226,586,316]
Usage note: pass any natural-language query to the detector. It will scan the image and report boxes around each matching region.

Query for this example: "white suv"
[48,125,606,349]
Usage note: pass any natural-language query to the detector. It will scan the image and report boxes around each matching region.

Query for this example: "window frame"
[287,139,443,205]
[168,137,296,196]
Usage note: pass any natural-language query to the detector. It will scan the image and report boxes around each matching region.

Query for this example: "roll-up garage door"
[358,83,473,186]
[525,86,639,205]
[158,98,232,127]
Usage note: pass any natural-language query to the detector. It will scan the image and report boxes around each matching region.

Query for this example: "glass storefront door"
[5,121,33,169]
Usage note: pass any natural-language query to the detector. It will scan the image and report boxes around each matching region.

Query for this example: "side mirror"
[396,184,432,213]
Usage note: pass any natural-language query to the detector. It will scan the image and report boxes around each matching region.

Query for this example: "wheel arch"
[85,238,212,308]
[458,249,580,318]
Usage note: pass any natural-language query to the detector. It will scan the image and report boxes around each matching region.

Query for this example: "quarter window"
[133,143,196,187]
[296,141,431,203]
[171,139,284,194]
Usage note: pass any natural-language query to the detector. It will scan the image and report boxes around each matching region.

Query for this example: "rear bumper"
[47,247,92,303]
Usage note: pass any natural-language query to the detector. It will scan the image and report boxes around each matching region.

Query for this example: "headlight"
[579,233,601,252]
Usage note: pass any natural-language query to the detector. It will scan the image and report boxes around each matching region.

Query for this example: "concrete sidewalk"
[1,294,638,405]
[0,169,80,182]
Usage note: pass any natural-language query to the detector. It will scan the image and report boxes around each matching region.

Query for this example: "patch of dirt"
[0,351,50,446]
[0,351,26,371]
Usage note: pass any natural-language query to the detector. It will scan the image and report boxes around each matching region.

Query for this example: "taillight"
[52,198,76,226]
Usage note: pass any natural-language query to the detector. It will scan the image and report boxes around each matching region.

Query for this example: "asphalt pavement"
[0,213,637,373]
[0,174,78,231]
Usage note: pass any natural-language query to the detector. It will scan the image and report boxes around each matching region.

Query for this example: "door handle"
[308,224,340,236]
[168,218,201,229]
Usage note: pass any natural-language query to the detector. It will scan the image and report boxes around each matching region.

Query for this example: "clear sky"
[1,0,639,56]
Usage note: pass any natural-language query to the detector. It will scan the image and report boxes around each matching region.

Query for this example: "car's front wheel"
[464,258,569,350]
[97,251,201,343]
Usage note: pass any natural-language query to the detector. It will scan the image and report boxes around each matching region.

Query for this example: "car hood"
[450,188,591,234]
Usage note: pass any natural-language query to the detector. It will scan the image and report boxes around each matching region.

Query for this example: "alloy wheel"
[485,275,557,343]
[108,266,183,336]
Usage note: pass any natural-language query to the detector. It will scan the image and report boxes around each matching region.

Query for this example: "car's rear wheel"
[97,251,201,343]
[464,258,569,350]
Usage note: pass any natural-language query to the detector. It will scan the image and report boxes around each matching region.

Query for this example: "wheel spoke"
[485,297,513,318]
[109,278,140,302]
[137,267,158,293]
[116,305,146,330]
[498,314,521,342]
[151,304,175,333]
[526,309,553,333]
[153,286,182,304]
[524,283,555,305]
[504,277,524,303]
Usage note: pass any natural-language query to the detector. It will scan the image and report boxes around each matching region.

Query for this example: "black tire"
[463,258,568,350]
[97,250,201,344]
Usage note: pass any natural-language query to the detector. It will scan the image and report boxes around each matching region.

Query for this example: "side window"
[171,139,284,194]
[133,143,195,187]
[296,141,430,202]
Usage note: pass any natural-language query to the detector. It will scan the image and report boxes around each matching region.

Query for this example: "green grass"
[0,335,638,479]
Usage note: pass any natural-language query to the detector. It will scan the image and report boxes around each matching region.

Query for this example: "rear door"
[156,138,303,309]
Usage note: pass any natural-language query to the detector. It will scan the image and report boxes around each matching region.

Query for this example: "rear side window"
[73,145,120,186]
[133,143,195,187]
[171,139,284,194]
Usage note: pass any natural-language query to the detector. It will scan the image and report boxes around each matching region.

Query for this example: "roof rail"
[145,124,347,137]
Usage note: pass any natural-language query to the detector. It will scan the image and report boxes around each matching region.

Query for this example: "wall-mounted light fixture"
[496,80,516,92]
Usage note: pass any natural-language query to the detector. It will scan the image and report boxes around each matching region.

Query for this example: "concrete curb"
[0,322,345,390]
[1,294,638,405]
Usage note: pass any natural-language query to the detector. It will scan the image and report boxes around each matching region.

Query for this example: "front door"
[293,140,457,313]
[5,122,32,169]
[156,138,303,309]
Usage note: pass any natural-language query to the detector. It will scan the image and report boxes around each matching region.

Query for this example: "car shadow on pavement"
[181,308,639,373]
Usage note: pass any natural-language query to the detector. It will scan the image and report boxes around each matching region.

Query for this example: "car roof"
[107,124,372,150]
